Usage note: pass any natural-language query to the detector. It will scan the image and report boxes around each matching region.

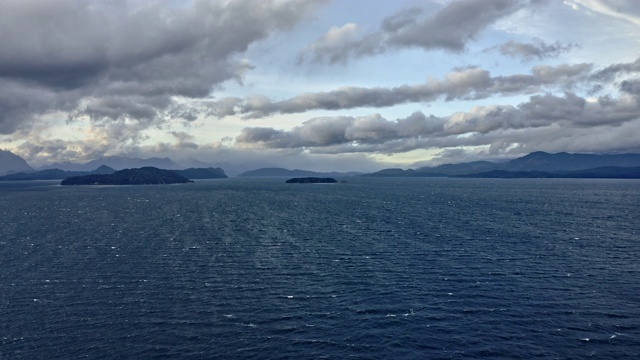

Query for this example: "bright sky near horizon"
[1,0,640,171]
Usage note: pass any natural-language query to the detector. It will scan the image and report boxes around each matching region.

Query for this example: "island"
[285,177,337,184]
[61,167,193,185]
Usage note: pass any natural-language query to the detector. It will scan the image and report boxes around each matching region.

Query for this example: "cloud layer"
[236,79,640,158]
[211,63,593,118]
[0,0,324,140]
[3,0,640,170]
[299,0,535,64]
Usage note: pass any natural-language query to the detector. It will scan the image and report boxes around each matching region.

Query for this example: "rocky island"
[285,177,337,184]
[61,167,193,185]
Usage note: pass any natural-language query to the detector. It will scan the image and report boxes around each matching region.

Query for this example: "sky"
[1,0,640,172]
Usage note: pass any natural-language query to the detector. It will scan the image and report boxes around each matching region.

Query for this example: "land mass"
[0,149,35,175]
[365,152,640,179]
[285,177,338,184]
[61,167,193,185]
[0,165,116,181]
[173,167,227,179]
[1,166,227,181]
[4,150,640,180]
[454,166,640,179]
[240,167,361,177]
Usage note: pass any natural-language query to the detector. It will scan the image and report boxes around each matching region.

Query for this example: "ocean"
[1,177,639,359]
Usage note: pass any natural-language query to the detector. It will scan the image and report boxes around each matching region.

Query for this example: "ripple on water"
[1,178,639,359]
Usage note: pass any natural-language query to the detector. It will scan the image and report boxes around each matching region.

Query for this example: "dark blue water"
[1,178,639,359]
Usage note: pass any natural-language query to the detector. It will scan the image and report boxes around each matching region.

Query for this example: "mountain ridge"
[238,167,362,177]
[0,150,34,175]
[366,152,640,177]
[42,156,183,172]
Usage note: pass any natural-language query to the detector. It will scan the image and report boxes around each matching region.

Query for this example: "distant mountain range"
[4,150,640,180]
[365,152,640,178]
[455,166,640,179]
[0,165,227,181]
[174,167,227,179]
[238,167,362,177]
[0,165,116,181]
[43,156,183,172]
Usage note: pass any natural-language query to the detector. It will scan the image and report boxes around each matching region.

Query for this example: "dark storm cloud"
[236,90,640,154]
[497,39,578,61]
[300,0,536,64]
[212,63,592,118]
[0,0,326,136]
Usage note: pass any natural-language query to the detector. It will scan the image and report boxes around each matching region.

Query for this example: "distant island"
[285,177,337,184]
[61,167,193,185]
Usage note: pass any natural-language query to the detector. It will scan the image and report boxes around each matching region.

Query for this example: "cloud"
[236,90,640,156]
[568,0,640,26]
[300,0,536,63]
[498,39,578,61]
[211,63,593,118]
[0,0,325,137]
[592,57,640,81]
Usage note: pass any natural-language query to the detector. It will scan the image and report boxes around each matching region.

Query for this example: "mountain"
[501,151,640,172]
[43,156,183,172]
[240,168,319,177]
[363,168,446,177]
[2,166,229,181]
[0,166,116,181]
[179,158,279,177]
[0,150,34,175]
[367,152,640,177]
[92,165,118,174]
[174,167,227,179]
[367,161,500,177]
[456,166,640,179]
[82,156,182,171]
[238,167,361,177]
[419,161,499,175]
[61,167,192,185]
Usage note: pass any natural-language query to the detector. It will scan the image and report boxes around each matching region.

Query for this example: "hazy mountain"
[0,150,34,175]
[239,168,319,177]
[43,156,183,171]
[457,166,640,179]
[179,158,278,177]
[500,151,640,172]
[174,167,228,179]
[363,168,445,177]
[367,152,640,177]
[179,158,216,169]
[0,166,116,181]
[419,161,499,175]
[239,168,361,177]
[83,156,182,171]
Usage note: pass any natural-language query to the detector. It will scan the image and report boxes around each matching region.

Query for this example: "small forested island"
[285,177,337,184]
[61,167,193,185]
